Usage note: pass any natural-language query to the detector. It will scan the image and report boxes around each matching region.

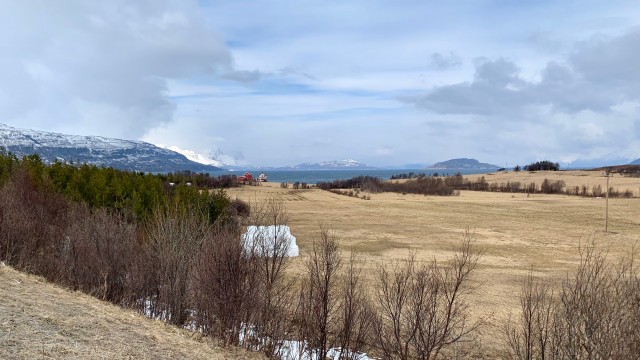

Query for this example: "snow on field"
[242,225,299,257]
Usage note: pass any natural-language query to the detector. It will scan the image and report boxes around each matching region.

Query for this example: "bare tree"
[298,227,342,360]
[373,231,481,360]
[335,251,375,360]
[505,271,557,360]
[506,241,640,360]
[192,224,258,345]
[64,205,136,303]
[243,198,297,357]
[555,242,639,359]
[146,203,208,325]
[191,197,297,357]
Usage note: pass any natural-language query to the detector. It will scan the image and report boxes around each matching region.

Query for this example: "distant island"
[426,158,500,170]
[274,159,378,171]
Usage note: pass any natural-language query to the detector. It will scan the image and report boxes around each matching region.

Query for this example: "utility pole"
[604,170,611,233]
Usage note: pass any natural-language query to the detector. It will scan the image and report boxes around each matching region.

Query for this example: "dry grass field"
[481,169,640,196]
[0,263,263,360]
[228,170,640,355]
[2,170,636,358]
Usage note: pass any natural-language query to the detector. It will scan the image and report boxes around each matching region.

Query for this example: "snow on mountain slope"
[0,123,224,173]
[158,145,226,167]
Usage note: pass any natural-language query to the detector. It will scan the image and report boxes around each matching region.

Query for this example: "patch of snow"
[157,144,226,167]
[278,340,376,360]
[242,225,299,257]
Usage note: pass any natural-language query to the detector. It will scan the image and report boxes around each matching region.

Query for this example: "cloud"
[429,52,462,70]
[220,69,263,83]
[405,28,640,118]
[400,58,526,116]
[0,1,232,138]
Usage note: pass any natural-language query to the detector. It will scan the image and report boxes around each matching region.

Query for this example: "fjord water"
[208,168,496,184]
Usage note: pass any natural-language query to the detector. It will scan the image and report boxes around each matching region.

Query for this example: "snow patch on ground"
[242,225,299,257]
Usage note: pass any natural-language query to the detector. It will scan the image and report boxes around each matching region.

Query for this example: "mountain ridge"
[0,123,224,173]
[257,159,378,171]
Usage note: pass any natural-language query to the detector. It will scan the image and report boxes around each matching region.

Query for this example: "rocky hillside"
[0,123,224,173]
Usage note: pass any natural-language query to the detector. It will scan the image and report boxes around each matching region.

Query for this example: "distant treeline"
[163,170,239,188]
[317,173,635,198]
[520,160,561,171]
[317,175,458,196]
[390,172,427,180]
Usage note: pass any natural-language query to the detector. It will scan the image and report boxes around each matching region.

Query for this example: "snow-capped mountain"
[0,123,224,173]
[567,147,640,169]
[278,159,378,170]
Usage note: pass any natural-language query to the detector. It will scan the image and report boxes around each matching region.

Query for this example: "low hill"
[0,264,261,359]
[0,123,224,173]
[427,158,500,170]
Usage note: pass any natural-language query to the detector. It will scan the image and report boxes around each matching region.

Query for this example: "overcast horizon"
[2,1,640,167]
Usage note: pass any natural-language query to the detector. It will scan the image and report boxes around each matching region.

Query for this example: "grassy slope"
[0,264,263,360]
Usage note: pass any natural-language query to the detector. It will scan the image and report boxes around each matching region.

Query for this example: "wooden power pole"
[605,170,611,233]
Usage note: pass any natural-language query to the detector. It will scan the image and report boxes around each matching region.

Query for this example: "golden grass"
[0,264,263,360]
[229,171,640,353]
[479,169,640,195]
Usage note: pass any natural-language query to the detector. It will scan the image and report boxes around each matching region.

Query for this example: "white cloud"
[3,1,640,167]
[0,1,231,139]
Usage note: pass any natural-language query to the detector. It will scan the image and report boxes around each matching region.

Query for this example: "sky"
[2,0,640,167]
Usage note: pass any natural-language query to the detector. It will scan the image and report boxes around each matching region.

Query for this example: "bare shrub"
[63,205,136,303]
[373,232,481,360]
[580,185,589,196]
[555,243,639,359]
[297,227,343,359]
[192,224,258,345]
[192,198,297,357]
[0,171,69,280]
[506,242,640,359]
[335,252,375,359]
[228,197,251,217]
[505,271,557,360]
[145,203,208,325]
[540,179,565,194]
[243,199,296,357]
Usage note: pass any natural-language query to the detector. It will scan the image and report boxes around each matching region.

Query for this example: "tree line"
[317,173,635,198]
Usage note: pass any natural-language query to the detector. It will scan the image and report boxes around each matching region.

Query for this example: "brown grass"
[227,171,640,354]
[0,263,263,360]
[479,169,640,196]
